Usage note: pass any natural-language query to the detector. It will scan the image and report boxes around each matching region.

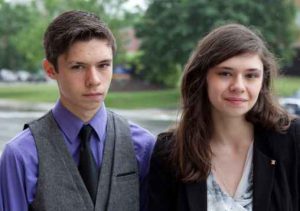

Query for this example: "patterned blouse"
[207,143,253,211]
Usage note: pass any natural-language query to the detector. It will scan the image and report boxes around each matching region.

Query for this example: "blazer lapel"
[185,181,207,211]
[253,141,276,211]
[185,126,276,211]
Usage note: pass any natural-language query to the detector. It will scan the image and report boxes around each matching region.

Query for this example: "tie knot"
[79,124,93,143]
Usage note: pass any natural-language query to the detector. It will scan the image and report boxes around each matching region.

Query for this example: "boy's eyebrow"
[67,59,113,64]
[97,59,112,63]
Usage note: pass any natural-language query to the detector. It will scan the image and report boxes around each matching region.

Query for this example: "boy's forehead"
[62,39,113,59]
[65,38,111,50]
[67,38,113,54]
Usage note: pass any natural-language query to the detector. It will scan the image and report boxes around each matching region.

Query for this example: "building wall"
[119,27,140,53]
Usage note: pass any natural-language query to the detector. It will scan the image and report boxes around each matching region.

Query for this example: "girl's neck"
[210,114,254,147]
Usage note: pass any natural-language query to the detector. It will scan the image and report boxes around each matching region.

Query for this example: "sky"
[4,0,148,11]
[123,0,147,11]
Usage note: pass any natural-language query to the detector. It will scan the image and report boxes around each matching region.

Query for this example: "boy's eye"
[98,63,111,69]
[71,65,84,70]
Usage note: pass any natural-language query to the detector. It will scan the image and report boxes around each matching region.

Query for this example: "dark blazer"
[148,118,300,211]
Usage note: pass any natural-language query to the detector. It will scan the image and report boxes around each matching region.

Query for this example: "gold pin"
[271,160,276,165]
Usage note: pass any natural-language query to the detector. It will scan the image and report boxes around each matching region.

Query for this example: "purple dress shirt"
[0,101,155,211]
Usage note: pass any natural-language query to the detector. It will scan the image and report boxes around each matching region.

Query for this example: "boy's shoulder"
[107,109,155,142]
[1,127,36,164]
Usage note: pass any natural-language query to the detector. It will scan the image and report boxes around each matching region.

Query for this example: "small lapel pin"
[270,160,276,165]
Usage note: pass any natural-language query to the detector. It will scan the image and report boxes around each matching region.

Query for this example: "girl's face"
[206,53,264,119]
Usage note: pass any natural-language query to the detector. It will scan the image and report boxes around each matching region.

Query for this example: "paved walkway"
[0,99,179,121]
[0,99,179,154]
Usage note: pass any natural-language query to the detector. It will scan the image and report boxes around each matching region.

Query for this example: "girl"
[148,24,300,211]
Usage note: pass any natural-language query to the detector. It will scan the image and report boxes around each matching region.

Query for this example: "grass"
[0,76,299,109]
[274,76,300,96]
[0,83,59,102]
[0,82,180,109]
[105,89,179,109]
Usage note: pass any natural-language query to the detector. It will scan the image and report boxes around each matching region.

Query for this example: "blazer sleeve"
[148,134,177,211]
[294,118,300,210]
[294,118,300,144]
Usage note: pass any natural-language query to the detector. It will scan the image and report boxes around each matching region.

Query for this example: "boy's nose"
[85,67,101,87]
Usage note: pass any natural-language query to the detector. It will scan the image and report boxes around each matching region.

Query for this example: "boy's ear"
[43,59,57,79]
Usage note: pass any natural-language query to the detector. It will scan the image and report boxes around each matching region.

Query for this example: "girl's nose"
[229,75,245,93]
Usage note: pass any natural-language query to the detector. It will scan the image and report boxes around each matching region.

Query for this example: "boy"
[0,10,154,211]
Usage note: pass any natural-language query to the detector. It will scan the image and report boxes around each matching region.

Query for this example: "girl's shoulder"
[152,131,176,169]
[259,118,300,155]
[291,117,300,131]
[290,117,300,141]
[155,132,175,153]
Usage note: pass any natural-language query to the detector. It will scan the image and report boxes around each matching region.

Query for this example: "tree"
[0,0,136,72]
[136,0,298,87]
[13,0,129,71]
[0,2,33,70]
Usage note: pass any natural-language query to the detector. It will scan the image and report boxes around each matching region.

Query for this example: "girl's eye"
[218,72,231,77]
[246,73,260,79]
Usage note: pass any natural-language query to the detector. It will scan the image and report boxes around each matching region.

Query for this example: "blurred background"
[1,0,300,154]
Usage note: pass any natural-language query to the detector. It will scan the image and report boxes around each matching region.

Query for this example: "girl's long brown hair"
[171,24,292,183]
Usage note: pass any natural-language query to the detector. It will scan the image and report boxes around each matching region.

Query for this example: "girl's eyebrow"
[214,66,234,71]
[215,66,262,72]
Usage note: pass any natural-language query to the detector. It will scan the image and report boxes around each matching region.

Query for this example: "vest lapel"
[30,112,94,210]
[48,114,94,209]
[95,111,115,210]
[185,181,207,211]
[253,138,276,211]
[94,111,139,211]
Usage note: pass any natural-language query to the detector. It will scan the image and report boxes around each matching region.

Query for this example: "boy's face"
[44,38,113,121]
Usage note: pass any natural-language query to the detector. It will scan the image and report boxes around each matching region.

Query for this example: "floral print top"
[207,143,253,211]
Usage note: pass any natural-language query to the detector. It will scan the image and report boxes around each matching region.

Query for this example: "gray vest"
[26,110,139,211]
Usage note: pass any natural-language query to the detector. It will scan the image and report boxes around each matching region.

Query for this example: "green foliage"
[0,0,138,72]
[11,9,50,71]
[0,3,33,70]
[137,0,298,87]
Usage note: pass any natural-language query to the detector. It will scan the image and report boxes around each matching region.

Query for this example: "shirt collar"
[52,100,108,144]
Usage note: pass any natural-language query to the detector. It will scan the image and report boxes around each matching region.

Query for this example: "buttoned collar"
[52,100,107,144]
